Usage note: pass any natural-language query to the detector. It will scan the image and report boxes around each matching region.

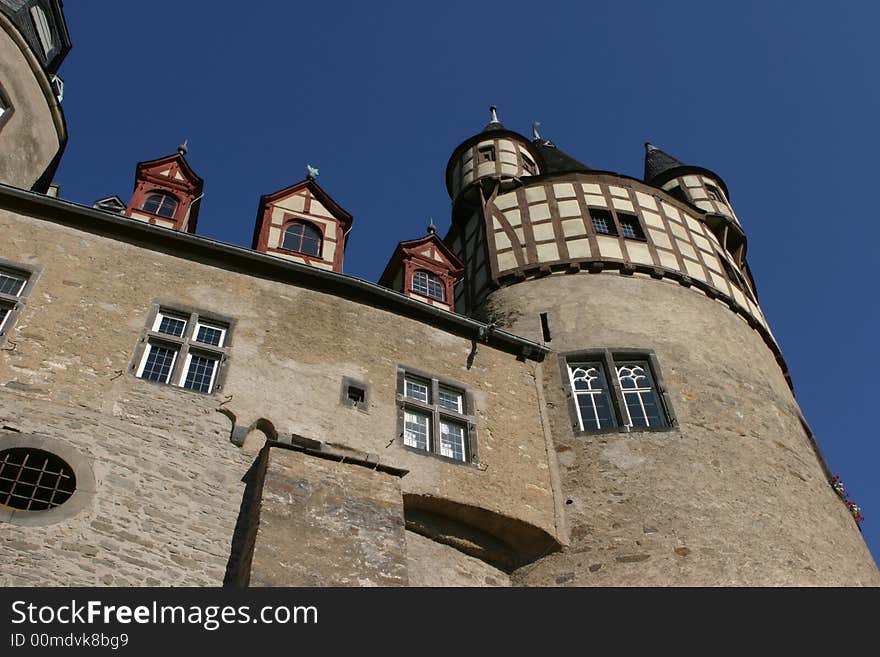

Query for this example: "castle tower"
[444,109,879,585]
[0,0,70,192]
[124,144,204,233]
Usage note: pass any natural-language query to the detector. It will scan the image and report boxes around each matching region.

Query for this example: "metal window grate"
[0,448,76,511]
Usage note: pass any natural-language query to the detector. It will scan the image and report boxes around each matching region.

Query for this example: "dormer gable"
[379,229,464,312]
[92,195,126,214]
[252,177,352,273]
[125,149,204,233]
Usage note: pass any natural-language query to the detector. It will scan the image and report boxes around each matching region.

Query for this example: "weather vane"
[306,164,319,180]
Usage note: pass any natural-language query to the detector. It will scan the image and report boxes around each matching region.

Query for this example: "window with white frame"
[411,270,445,301]
[30,5,54,56]
[397,368,475,463]
[134,306,231,394]
[0,264,34,346]
[564,350,674,434]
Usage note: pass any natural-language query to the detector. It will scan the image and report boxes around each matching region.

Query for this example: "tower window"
[521,153,537,175]
[478,145,496,162]
[590,209,617,236]
[30,5,54,57]
[412,270,445,301]
[706,184,725,203]
[282,221,322,257]
[397,368,476,464]
[563,350,674,434]
[618,214,646,240]
[142,192,178,218]
[133,305,233,395]
[0,261,36,347]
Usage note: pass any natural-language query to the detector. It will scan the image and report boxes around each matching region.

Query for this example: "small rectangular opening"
[540,312,551,343]
[347,385,365,405]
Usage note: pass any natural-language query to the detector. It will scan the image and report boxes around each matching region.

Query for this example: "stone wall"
[483,273,880,585]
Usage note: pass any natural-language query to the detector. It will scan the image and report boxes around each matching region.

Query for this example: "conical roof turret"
[643,141,730,199]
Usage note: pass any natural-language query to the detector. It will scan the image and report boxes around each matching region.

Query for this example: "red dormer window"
[412,270,445,301]
[142,192,178,218]
[282,221,322,256]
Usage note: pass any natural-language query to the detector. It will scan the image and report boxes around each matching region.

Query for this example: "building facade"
[0,4,877,586]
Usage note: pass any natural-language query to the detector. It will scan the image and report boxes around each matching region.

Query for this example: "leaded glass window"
[616,361,664,428]
[412,271,445,301]
[618,214,645,240]
[590,209,617,236]
[282,221,322,256]
[404,410,431,451]
[142,193,178,218]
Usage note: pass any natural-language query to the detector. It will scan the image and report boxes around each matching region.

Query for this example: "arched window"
[412,270,445,301]
[282,221,322,256]
[142,192,178,218]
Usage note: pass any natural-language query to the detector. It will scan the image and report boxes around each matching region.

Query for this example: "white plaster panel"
[661,181,677,190]
[566,239,591,258]
[154,219,175,229]
[323,241,337,262]
[504,208,522,227]
[657,250,678,269]
[649,228,671,249]
[732,288,747,309]
[669,222,688,240]
[477,162,496,177]
[581,183,602,194]
[312,261,334,271]
[642,211,664,229]
[683,175,700,187]
[525,187,546,203]
[635,192,657,210]
[268,227,281,247]
[608,186,629,198]
[494,192,519,210]
[500,151,518,165]
[497,250,517,272]
[532,222,556,241]
[536,242,559,263]
[529,204,551,222]
[495,232,512,251]
[709,271,727,290]
[500,163,518,177]
[612,198,635,212]
[557,200,581,217]
[677,241,697,260]
[584,194,607,206]
[596,236,622,259]
[694,199,713,212]
[553,183,576,199]
[273,252,306,264]
[692,233,712,251]
[275,194,306,213]
[627,242,653,266]
[129,212,151,223]
[683,258,705,280]
[561,219,587,237]
[661,203,681,221]
[513,227,525,242]
[689,188,708,200]
[683,215,702,233]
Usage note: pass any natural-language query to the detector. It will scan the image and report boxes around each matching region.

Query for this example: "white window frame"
[134,305,232,394]
[30,5,54,56]
[0,265,34,344]
[397,368,476,464]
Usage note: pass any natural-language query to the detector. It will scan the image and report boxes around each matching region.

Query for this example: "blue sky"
[54,1,880,565]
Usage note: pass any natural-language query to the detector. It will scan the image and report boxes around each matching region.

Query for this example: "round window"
[0,448,77,511]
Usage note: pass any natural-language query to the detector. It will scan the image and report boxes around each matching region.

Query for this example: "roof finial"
[532,121,542,140]
[306,164,319,180]
[489,105,500,124]
[427,220,436,235]
[177,139,188,155]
